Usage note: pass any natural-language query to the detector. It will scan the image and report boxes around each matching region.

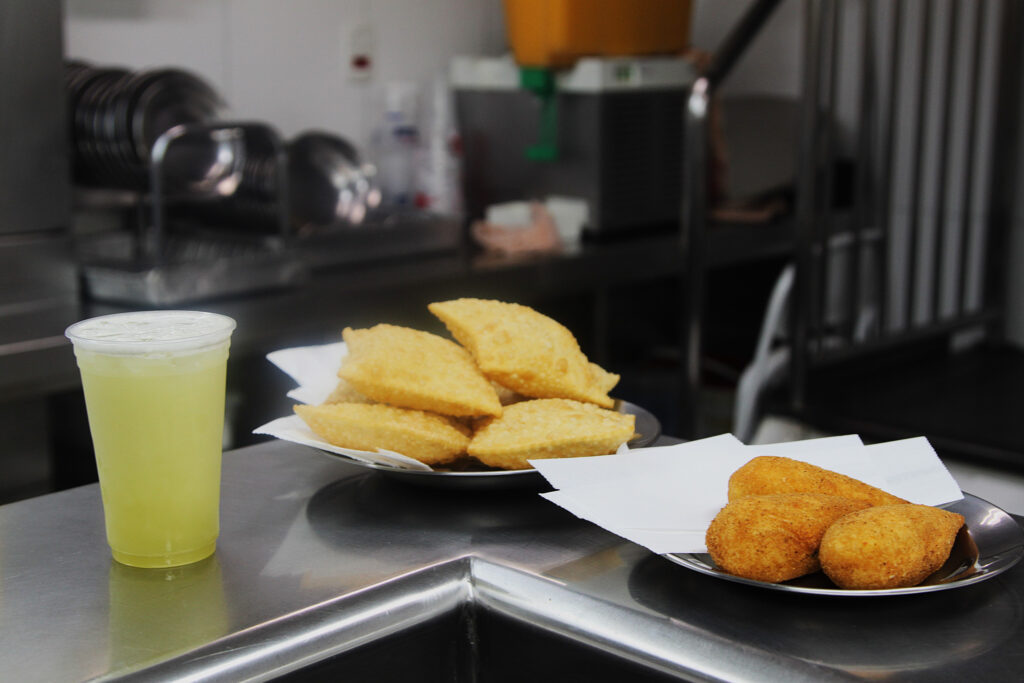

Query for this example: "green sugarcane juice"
[67,311,235,568]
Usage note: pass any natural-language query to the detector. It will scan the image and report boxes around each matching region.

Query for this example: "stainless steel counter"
[1,438,1022,681]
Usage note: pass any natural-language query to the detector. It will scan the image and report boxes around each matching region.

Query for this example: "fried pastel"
[706,493,871,583]
[588,362,620,396]
[294,402,471,466]
[820,504,965,589]
[323,378,374,404]
[491,380,528,406]
[467,398,635,470]
[428,298,618,408]
[728,456,907,507]
[339,324,502,418]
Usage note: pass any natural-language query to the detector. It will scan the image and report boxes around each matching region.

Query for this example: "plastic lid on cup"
[65,311,236,355]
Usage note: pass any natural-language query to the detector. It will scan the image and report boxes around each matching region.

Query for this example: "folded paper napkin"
[529,433,964,554]
[266,341,348,405]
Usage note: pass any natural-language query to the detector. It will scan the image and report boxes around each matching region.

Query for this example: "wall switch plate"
[348,23,375,81]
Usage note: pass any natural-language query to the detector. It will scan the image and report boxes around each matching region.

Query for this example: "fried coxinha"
[728,456,907,506]
[706,456,965,589]
[706,493,871,583]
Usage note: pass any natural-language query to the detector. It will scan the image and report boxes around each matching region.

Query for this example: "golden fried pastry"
[490,380,528,406]
[706,493,872,583]
[323,378,374,404]
[428,298,618,408]
[588,362,620,396]
[294,402,471,466]
[339,324,502,418]
[728,456,907,507]
[468,398,635,470]
[820,504,965,589]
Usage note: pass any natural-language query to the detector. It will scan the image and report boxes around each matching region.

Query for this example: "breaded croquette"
[468,398,635,470]
[295,402,471,466]
[728,456,907,507]
[706,493,872,583]
[820,504,965,589]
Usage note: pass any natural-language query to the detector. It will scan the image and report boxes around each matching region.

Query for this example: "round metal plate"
[315,399,661,491]
[662,492,1024,596]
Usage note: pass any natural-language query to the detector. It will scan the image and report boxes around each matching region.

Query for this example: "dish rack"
[76,121,307,306]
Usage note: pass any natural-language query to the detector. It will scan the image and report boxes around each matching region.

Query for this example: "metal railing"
[790,0,1022,410]
[680,0,786,437]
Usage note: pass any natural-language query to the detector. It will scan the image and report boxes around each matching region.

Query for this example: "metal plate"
[662,492,1024,596]
[315,399,661,491]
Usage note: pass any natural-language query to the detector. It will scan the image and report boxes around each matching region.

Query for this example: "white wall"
[691,0,803,98]
[64,0,804,152]
[65,0,508,151]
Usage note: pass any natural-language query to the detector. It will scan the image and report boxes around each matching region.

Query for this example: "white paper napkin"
[267,341,348,405]
[531,434,963,554]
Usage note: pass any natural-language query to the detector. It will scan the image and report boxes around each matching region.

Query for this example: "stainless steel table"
[1,439,1021,681]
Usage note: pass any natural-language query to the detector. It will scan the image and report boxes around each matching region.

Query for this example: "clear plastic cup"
[65,311,236,568]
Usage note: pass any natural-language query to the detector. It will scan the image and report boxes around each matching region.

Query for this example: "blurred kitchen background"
[4,0,1024,511]
[62,0,798,158]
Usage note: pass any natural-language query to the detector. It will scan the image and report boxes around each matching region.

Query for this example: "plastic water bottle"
[417,77,463,215]
[374,83,419,208]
